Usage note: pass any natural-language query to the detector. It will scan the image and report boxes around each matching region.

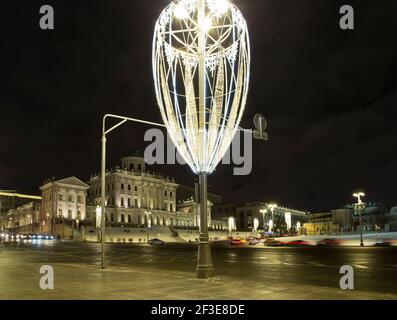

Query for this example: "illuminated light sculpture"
[153,0,250,278]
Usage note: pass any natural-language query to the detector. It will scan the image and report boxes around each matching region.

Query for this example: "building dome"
[121,152,145,172]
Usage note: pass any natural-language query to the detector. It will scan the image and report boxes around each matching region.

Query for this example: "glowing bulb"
[214,0,229,15]
[208,0,230,17]
[199,16,212,32]
[174,3,189,19]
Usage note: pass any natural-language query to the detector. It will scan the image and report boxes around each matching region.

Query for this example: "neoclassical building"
[86,154,179,227]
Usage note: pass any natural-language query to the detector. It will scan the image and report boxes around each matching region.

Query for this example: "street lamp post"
[228,217,235,238]
[353,192,365,247]
[100,114,166,269]
[267,204,277,234]
[145,211,152,243]
[260,209,267,231]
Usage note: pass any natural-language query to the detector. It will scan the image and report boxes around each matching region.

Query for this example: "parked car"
[284,240,311,247]
[148,238,165,245]
[317,238,341,247]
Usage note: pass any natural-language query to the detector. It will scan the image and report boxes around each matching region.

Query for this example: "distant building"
[213,201,309,233]
[0,191,41,231]
[303,210,352,235]
[86,155,179,228]
[386,207,397,232]
[177,184,222,205]
[5,202,40,233]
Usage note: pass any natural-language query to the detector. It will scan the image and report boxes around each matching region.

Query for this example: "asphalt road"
[1,240,397,295]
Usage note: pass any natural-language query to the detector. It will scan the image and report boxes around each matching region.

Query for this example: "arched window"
[121,214,125,223]
[137,215,141,226]
[163,216,166,226]
[111,213,115,222]
[128,215,132,224]
[68,210,72,219]
[170,217,174,226]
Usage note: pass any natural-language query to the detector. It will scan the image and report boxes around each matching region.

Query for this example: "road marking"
[307,261,329,267]
[354,264,369,269]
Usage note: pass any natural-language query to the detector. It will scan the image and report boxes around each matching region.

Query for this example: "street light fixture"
[145,210,152,243]
[228,216,235,237]
[260,209,267,231]
[100,113,166,269]
[267,203,277,233]
[353,191,365,247]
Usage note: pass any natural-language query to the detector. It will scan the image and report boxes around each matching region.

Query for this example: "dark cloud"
[0,0,396,211]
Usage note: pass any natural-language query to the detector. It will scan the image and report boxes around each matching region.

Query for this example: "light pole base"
[196,240,214,279]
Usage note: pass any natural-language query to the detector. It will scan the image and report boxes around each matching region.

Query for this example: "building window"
[121,198,124,207]
[134,186,138,192]
[134,198,138,207]
[127,198,131,207]
[111,213,114,222]
[77,195,82,203]
[138,164,142,171]
[59,194,63,201]
[128,215,132,224]
[121,214,125,223]
[128,185,131,191]
[121,183,124,190]
[164,190,167,196]
[68,194,73,202]
[58,209,62,217]
[68,210,72,219]
[170,191,173,197]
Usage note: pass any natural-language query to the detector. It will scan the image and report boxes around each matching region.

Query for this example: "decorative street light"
[228,216,235,237]
[153,0,250,279]
[145,210,152,243]
[353,191,365,247]
[267,203,277,233]
[285,211,291,234]
[253,218,259,233]
[260,209,267,231]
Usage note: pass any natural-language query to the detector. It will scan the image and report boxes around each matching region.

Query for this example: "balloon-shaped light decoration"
[153,0,250,279]
[153,0,250,174]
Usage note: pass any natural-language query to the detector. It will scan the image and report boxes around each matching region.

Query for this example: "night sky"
[0,0,396,212]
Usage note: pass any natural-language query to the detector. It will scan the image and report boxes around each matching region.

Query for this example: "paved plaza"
[1,241,397,300]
